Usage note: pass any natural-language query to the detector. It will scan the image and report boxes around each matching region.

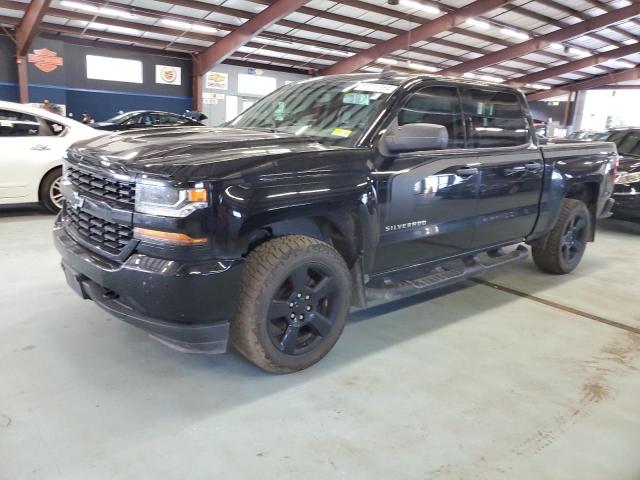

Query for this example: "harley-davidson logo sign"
[28,48,64,73]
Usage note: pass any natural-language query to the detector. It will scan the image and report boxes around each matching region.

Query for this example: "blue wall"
[0,82,19,102]
[0,35,192,120]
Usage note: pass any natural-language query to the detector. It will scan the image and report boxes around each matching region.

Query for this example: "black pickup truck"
[54,74,617,373]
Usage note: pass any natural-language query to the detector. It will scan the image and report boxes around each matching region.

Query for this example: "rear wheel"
[231,235,351,373]
[39,168,63,214]
[532,198,590,274]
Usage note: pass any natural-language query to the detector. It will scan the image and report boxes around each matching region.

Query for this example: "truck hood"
[68,126,347,180]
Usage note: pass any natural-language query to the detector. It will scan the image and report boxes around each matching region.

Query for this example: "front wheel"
[39,168,63,213]
[231,235,352,373]
[532,198,591,274]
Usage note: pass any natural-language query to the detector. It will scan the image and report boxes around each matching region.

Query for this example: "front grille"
[67,166,135,208]
[66,206,133,255]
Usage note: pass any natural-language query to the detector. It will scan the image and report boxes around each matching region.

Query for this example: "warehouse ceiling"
[1,0,639,96]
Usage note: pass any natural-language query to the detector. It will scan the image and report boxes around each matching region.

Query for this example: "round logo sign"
[160,66,177,83]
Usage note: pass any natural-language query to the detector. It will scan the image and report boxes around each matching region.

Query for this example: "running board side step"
[365,245,529,301]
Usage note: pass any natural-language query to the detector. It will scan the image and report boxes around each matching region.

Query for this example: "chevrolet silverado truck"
[54,74,617,373]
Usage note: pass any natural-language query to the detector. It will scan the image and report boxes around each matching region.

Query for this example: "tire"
[231,235,352,373]
[39,168,63,214]
[532,198,591,274]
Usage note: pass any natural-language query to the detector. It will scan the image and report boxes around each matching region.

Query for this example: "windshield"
[228,77,401,146]
[104,112,136,123]
[615,131,640,156]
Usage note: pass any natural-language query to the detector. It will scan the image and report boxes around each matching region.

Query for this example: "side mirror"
[382,123,449,154]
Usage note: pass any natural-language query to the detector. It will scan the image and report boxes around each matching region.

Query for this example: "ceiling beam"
[527,67,640,101]
[141,0,539,75]
[299,0,605,67]
[73,0,565,77]
[194,0,309,76]
[320,0,509,75]
[15,0,51,56]
[441,3,640,76]
[509,43,640,87]
[534,0,636,42]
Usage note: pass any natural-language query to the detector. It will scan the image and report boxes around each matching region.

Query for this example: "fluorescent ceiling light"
[500,28,529,40]
[526,83,551,90]
[480,74,504,83]
[568,47,590,57]
[462,72,475,78]
[61,1,134,18]
[465,18,490,30]
[549,43,564,50]
[192,24,218,34]
[362,66,383,73]
[87,22,140,35]
[161,18,217,33]
[377,58,398,65]
[407,61,438,72]
[162,19,192,29]
[398,0,440,15]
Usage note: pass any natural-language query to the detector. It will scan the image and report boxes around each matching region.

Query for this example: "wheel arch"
[37,165,63,203]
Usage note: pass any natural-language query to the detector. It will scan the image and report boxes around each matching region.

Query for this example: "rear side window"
[0,109,41,137]
[157,114,186,125]
[398,86,465,149]
[616,131,640,156]
[465,89,529,148]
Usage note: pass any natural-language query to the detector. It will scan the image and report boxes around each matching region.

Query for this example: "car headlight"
[135,179,208,217]
[615,172,640,185]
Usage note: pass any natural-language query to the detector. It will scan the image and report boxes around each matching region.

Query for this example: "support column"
[17,56,29,103]
[192,56,203,112]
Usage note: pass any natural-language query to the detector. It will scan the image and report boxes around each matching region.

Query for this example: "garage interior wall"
[200,64,308,126]
[0,35,19,102]
[0,35,193,120]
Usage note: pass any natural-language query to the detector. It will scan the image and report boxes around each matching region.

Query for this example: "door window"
[156,113,186,125]
[397,86,465,149]
[0,109,42,137]
[465,89,529,148]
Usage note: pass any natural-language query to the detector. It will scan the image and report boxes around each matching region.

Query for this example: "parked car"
[602,128,640,220]
[91,110,204,131]
[54,74,617,373]
[0,101,105,212]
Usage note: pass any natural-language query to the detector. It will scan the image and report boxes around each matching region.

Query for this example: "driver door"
[372,84,479,273]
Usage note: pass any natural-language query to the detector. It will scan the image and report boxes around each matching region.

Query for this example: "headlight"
[135,180,208,217]
[615,172,640,185]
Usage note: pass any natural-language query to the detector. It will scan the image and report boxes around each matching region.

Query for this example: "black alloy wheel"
[532,198,591,274]
[560,213,588,264]
[231,235,352,373]
[267,263,340,355]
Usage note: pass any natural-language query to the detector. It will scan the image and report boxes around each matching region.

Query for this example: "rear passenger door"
[463,87,544,248]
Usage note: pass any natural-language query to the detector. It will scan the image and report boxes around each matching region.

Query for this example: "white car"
[0,101,105,213]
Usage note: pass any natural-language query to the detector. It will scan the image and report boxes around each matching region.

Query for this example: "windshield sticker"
[343,92,370,105]
[354,83,397,94]
[331,128,352,138]
[273,101,286,121]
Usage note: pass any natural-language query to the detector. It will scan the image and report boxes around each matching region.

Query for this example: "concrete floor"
[1,204,639,480]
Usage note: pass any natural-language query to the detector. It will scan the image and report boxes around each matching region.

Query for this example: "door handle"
[31,145,51,151]
[456,167,478,176]
[525,162,542,170]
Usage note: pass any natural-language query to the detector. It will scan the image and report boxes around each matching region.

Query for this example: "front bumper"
[611,190,640,220]
[54,217,244,353]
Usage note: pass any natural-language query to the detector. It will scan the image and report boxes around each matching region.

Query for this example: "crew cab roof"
[294,72,524,93]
